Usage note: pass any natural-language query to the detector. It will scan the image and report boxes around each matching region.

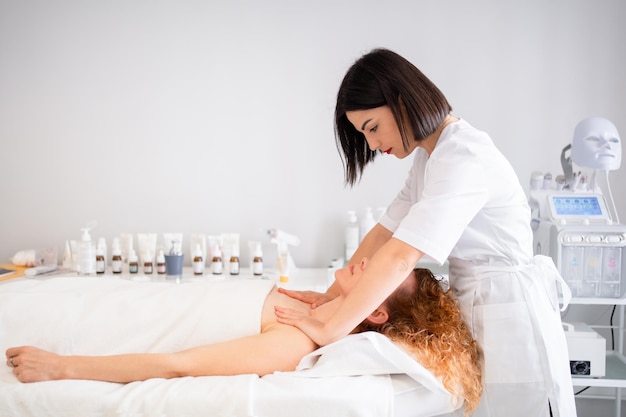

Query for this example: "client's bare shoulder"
[261,286,312,331]
[259,286,319,361]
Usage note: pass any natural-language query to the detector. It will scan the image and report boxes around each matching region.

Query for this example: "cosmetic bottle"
[144,252,153,274]
[211,246,223,275]
[345,210,359,262]
[359,207,376,243]
[229,244,240,276]
[129,250,139,274]
[77,227,96,276]
[111,246,123,274]
[193,244,204,275]
[95,247,105,275]
[252,245,263,276]
[156,249,166,274]
[97,237,107,269]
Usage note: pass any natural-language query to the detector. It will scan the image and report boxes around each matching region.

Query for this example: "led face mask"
[572,117,622,171]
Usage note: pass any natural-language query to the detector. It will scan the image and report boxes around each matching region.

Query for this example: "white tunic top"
[379,118,533,268]
[379,119,576,417]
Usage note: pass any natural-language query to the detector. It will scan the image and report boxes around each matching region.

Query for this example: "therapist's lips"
[384,148,392,154]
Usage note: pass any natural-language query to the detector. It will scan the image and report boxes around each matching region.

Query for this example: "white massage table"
[0,273,461,417]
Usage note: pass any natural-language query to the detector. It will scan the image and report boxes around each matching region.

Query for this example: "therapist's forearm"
[327,224,393,297]
[348,223,393,265]
[322,238,423,345]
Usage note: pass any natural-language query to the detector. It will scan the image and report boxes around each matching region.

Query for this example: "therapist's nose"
[364,135,381,151]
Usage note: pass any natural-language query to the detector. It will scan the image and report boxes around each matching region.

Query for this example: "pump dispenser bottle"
[78,227,96,276]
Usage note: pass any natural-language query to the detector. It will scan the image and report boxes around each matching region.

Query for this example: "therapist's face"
[346,106,417,159]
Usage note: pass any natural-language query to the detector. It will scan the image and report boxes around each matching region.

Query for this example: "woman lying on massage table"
[5,259,481,413]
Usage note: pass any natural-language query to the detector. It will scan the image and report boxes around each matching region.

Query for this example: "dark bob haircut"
[334,48,452,186]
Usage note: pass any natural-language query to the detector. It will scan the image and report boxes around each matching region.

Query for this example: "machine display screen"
[552,196,603,216]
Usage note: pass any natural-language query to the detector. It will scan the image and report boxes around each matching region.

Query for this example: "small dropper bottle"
[156,249,166,274]
[193,244,204,275]
[129,249,139,274]
[95,247,105,275]
[252,245,263,276]
[211,246,223,275]
[111,244,123,274]
[229,244,240,276]
[144,252,153,274]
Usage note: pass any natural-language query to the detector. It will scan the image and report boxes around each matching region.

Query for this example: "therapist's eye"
[369,125,378,133]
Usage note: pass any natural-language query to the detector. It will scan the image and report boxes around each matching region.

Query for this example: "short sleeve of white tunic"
[379,119,533,266]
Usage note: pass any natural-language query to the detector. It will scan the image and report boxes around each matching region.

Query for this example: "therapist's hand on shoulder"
[277,288,337,309]
[274,306,327,346]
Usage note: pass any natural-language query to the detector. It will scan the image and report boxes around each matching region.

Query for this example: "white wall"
[1,0,625,269]
[2,1,626,414]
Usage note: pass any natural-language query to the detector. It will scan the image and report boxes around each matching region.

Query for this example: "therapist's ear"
[367,307,389,325]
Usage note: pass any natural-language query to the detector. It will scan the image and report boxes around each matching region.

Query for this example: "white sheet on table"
[0,276,458,417]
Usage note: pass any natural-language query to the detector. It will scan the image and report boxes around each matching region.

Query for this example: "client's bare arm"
[6,324,316,383]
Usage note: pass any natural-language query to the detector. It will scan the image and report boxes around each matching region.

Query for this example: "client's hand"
[6,346,63,383]
[274,306,329,346]
[277,288,338,309]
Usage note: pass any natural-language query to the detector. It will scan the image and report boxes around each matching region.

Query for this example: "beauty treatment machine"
[530,117,625,299]
[529,117,623,378]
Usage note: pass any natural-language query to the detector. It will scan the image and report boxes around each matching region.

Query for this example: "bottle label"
[193,261,204,274]
[230,260,240,275]
[212,261,223,275]
[157,263,166,274]
[144,264,153,274]
[253,260,263,275]
[96,259,105,274]
[112,259,122,273]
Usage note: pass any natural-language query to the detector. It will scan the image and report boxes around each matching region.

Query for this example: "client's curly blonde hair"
[353,268,482,415]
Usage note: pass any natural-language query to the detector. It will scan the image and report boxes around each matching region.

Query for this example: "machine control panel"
[548,194,611,224]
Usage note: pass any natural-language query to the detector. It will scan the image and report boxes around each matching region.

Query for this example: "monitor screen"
[551,196,603,216]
